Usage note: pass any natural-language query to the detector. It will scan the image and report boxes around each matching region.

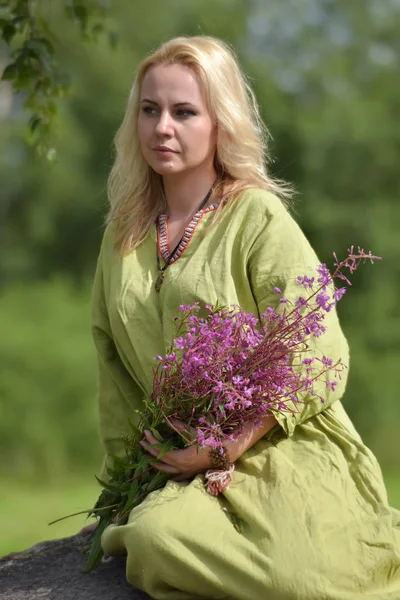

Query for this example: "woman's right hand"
[80,521,99,536]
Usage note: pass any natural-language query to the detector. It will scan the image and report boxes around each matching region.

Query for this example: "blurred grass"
[385,472,400,509]
[1,470,399,557]
[1,474,99,556]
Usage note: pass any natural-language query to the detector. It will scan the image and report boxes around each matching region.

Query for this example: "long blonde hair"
[107,35,293,253]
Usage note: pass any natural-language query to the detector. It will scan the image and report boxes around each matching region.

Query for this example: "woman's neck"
[162,165,217,218]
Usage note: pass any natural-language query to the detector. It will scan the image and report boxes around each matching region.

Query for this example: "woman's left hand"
[139,413,278,482]
[139,420,212,481]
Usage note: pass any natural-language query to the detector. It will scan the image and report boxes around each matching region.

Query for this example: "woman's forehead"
[140,63,205,104]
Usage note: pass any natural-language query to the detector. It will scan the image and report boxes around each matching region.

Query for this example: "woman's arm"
[246,191,350,436]
[140,413,278,480]
[91,236,145,481]
[226,413,278,461]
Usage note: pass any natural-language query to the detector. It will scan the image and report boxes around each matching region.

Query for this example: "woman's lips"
[154,148,177,156]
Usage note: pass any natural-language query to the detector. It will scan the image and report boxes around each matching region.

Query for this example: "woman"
[90,36,400,599]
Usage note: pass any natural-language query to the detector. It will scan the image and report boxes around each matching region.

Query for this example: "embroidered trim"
[157,203,219,264]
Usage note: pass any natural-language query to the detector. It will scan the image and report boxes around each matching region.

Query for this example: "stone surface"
[0,534,151,600]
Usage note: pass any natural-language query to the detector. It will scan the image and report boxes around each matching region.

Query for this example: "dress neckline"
[157,203,219,264]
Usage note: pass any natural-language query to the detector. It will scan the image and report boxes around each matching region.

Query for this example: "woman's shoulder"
[230,187,289,222]
[102,219,116,244]
[96,220,119,266]
[224,187,292,239]
[230,187,313,257]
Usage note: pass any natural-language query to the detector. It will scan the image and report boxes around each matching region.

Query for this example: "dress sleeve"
[247,196,350,436]
[91,235,144,480]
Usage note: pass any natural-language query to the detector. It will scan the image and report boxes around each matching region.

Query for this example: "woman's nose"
[155,111,174,136]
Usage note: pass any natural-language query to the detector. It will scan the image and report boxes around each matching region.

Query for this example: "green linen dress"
[91,188,400,600]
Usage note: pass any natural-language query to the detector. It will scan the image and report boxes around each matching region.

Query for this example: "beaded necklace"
[155,187,213,292]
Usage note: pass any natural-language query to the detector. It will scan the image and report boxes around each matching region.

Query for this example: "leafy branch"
[0,0,117,158]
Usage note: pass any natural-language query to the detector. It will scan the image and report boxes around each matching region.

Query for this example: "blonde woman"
[89,36,400,599]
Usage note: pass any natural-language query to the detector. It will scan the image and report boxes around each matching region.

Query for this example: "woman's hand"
[80,520,99,536]
[139,421,212,481]
[139,414,278,481]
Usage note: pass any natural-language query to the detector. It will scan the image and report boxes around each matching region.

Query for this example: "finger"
[151,461,180,475]
[139,440,160,458]
[170,418,194,433]
[143,430,161,444]
[173,419,197,434]
[169,419,197,441]
[140,440,177,466]
[169,418,185,430]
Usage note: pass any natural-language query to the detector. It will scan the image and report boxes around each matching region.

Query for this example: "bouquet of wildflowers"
[52,247,379,571]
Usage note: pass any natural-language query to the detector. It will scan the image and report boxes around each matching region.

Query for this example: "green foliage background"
[0,0,399,553]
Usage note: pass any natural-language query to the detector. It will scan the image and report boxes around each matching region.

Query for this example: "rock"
[0,534,151,600]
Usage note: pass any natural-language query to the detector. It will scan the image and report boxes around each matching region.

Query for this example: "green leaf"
[146,470,169,494]
[14,54,38,87]
[127,419,141,438]
[48,508,98,525]
[23,93,39,110]
[92,487,112,509]
[73,4,88,31]
[126,479,139,507]
[2,23,16,43]
[24,38,55,67]
[0,6,11,19]
[109,453,128,470]
[133,455,150,477]
[24,41,54,72]
[37,17,57,41]
[29,115,41,133]
[54,71,72,95]
[83,518,109,572]
[94,475,123,493]
[47,101,57,116]
[206,397,214,411]
[154,439,176,459]
[1,62,17,81]
[149,427,163,442]
[12,15,27,30]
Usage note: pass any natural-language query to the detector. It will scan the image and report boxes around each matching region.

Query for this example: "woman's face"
[138,63,217,177]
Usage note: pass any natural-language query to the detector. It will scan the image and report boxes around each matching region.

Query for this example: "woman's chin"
[151,163,185,176]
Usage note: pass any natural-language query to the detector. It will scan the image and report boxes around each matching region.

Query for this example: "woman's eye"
[176,109,196,117]
[141,107,196,118]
